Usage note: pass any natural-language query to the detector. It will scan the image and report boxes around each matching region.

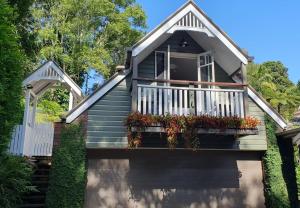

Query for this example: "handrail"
[137,84,245,93]
[133,77,247,88]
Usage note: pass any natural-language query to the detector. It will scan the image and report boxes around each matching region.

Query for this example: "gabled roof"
[23,61,82,98]
[66,70,131,123]
[131,0,250,65]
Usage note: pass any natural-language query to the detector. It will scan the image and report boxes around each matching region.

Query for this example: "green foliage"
[46,124,86,208]
[0,0,24,153]
[293,146,300,199]
[37,100,65,122]
[0,155,34,208]
[248,62,300,120]
[263,116,290,207]
[31,0,147,84]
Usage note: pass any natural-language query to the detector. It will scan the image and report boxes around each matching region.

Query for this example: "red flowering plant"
[158,114,185,148]
[241,116,261,129]
[125,112,261,149]
[125,112,156,148]
[182,115,198,149]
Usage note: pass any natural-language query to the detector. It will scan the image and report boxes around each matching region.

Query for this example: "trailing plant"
[125,113,260,149]
[46,124,86,208]
[159,115,184,148]
[263,116,290,208]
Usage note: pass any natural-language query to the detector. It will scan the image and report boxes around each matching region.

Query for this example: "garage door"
[85,150,265,208]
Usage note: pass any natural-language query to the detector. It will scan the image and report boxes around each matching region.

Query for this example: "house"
[63,1,287,207]
[10,1,289,207]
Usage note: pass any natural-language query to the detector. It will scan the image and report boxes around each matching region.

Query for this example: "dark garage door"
[85,150,265,208]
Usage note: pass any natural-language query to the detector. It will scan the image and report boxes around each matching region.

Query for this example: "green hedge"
[263,116,290,207]
[46,124,86,208]
[294,145,300,200]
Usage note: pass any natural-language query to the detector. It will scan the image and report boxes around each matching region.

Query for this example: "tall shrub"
[0,1,33,207]
[0,0,24,153]
[263,116,290,207]
[0,155,34,207]
[46,124,86,208]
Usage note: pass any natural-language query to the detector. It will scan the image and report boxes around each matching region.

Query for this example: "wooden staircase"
[19,158,51,208]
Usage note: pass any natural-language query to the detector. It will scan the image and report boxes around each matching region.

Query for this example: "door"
[197,52,216,115]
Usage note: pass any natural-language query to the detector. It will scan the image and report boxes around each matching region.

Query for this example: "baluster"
[239,92,245,118]
[174,89,178,114]
[201,91,205,114]
[148,88,152,114]
[221,92,225,117]
[184,90,188,115]
[230,92,234,116]
[206,91,211,115]
[215,91,220,116]
[179,90,183,115]
[196,91,201,115]
[159,89,162,115]
[169,89,173,114]
[225,92,230,116]
[138,87,141,113]
[164,89,168,115]
[235,92,240,117]
[211,91,216,116]
[154,88,157,115]
[143,88,147,114]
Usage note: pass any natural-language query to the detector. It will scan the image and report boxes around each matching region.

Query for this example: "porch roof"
[23,61,82,99]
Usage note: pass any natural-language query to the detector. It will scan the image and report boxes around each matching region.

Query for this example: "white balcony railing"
[137,84,245,117]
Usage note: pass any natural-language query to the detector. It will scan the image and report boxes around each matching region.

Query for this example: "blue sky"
[136,0,300,83]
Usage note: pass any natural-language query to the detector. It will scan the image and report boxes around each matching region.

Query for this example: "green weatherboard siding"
[86,76,131,148]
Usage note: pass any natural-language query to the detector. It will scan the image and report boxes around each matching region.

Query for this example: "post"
[69,90,74,111]
[131,57,138,112]
[21,88,31,156]
[31,97,38,126]
[241,63,249,117]
[189,85,195,115]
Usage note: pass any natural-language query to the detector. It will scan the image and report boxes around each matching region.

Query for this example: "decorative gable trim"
[23,61,82,97]
[132,1,249,64]
[167,12,214,37]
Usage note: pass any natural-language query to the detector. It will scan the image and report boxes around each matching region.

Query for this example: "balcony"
[136,79,246,118]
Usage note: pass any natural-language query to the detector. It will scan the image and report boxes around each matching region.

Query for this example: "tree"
[247,62,300,120]
[7,0,37,76]
[31,0,146,85]
[0,1,33,207]
[0,0,25,153]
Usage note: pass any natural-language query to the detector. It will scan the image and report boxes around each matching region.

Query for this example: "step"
[32,174,49,179]
[19,203,45,208]
[22,195,45,203]
[34,169,50,175]
[32,180,49,186]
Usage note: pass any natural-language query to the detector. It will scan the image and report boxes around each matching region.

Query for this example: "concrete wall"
[85,150,265,208]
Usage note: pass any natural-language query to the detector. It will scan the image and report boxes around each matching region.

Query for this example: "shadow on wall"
[85,151,264,208]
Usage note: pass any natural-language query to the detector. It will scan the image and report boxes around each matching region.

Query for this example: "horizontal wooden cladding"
[134,77,247,88]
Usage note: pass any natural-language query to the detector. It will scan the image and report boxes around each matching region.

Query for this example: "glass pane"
[156,53,165,79]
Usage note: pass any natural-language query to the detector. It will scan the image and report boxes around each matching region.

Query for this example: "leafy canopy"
[31,0,146,84]
[248,61,300,120]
